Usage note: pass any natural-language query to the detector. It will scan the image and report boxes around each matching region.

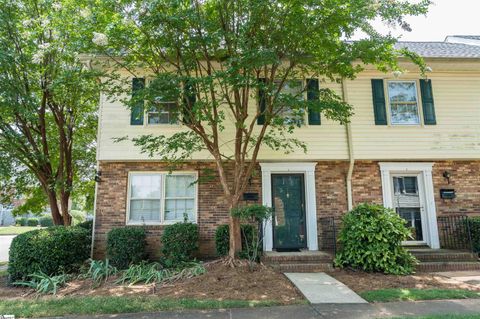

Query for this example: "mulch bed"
[327,268,480,293]
[0,261,303,304]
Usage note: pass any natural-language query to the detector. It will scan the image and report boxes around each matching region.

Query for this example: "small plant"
[116,262,163,285]
[26,218,38,227]
[107,227,147,269]
[161,221,199,267]
[230,204,272,270]
[39,216,54,227]
[84,259,117,287]
[335,203,417,275]
[116,262,205,286]
[14,271,69,295]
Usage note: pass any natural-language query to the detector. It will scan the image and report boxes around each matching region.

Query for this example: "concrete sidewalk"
[54,299,480,319]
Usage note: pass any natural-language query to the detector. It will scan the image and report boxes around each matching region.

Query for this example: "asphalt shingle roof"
[394,41,480,58]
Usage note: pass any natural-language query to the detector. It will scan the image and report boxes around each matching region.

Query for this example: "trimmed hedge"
[161,222,198,266]
[107,227,147,269]
[16,217,27,226]
[39,216,54,227]
[215,224,257,259]
[76,220,93,232]
[335,203,417,275]
[469,217,480,253]
[8,226,91,281]
[26,218,38,227]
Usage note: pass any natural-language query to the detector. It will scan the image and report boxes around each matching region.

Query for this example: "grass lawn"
[0,226,39,235]
[0,296,291,318]
[361,288,480,303]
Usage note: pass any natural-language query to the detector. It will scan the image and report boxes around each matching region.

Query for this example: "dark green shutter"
[257,78,266,125]
[131,78,145,125]
[420,79,437,125]
[306,78,321,125]
[371,79,387,125]
[183,80,196,124]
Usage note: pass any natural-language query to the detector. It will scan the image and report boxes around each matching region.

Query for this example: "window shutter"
[183,80,196,124]
[420,79,437,125]
[371,79,387,125]
[131,78,145,125]
[306,78,321,125]
[257,78,266,125]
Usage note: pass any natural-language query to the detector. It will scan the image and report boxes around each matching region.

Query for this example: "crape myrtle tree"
[0,0,100,225]
[93,0,431,258]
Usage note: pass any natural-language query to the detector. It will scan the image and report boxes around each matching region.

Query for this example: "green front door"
[271,174,306,250]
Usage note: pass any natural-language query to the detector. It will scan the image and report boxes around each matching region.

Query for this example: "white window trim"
[379,162,440,249]
[260,162,318,252]
[126,171,198,225]
[385,79,424,126]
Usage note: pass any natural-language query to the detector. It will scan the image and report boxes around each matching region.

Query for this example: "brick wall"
[93,160,480,258]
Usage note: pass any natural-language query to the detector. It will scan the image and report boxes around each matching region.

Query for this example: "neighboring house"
[0,204,15,226]
[92,37,480,259]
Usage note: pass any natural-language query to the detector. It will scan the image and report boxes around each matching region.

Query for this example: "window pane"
[274,80,304,125]
[165,174,195,197]
[388,82,419,124]
[131,174,161,198]
[129,199,160,222]
[403,177,418,194]
[148,103,177,124]
[164,199,195,221]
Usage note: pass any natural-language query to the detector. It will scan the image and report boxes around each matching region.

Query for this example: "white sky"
[353,0,480,42]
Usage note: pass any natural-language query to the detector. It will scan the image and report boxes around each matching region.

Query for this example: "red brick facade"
[93,160,480,259]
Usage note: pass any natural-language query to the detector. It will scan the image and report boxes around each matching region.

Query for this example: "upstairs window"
[387,81,420,125]
[147,101,178,125]
[274,80,305,125]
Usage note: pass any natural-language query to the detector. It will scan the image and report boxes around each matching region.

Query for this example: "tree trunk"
[60,194,72,226]
[46,190,64,225]
[228,196,242,257]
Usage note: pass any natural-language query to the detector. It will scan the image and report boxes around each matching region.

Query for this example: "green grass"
[0,226,39,235]
[392,315,480,319]
[0,296,289,318]
[361,288,480,303]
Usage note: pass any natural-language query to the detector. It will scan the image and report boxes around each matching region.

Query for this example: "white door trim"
[379,162,440,249]
[260,162,318,252]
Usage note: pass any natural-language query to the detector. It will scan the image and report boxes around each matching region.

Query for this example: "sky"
[353,0,480,42]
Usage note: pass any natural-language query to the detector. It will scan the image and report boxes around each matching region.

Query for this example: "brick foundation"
[93,160,480,259]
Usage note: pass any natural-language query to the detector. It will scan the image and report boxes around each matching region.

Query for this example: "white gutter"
[342,78,355,211]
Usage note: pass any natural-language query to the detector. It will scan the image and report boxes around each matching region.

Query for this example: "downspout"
[342,78,355,211]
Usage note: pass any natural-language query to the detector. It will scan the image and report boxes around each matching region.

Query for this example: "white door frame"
[379,162,440,249]
[260,162,318,252]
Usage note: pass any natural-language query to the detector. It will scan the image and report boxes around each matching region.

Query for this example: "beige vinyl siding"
[97,60,480,162]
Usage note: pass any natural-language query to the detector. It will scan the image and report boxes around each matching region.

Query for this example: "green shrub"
[106,227,147,269]
[8,226,91,281]
[76,220,93,232]
[161,222,198,267]
[27,218,38,227]
[16,217,27,226]
[215,224,257,259]
[335,203,417,275]
[39,216,54,227]
[468,217,480,253]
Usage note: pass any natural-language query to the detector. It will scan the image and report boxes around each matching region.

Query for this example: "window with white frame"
[387,81,420,125]
[127,172,197,224]
[274,79,305,125]
[147,102,178,125]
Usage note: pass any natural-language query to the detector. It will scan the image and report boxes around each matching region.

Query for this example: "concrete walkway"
[53,299,480,319]
[435,271,480,287]
[285,272,367,303]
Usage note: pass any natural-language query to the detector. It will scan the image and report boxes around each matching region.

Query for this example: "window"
[393,176,418,195]
[274,80,305,125]
[387,81,420,125]
[127,172,197,224]
[147,102,178,125]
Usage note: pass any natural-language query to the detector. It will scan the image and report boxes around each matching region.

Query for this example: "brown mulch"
[0,261,303,304]
[326,268,480,293]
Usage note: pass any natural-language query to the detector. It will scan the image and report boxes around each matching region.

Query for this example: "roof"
[449,35,480,40]
[394,41,480,58]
